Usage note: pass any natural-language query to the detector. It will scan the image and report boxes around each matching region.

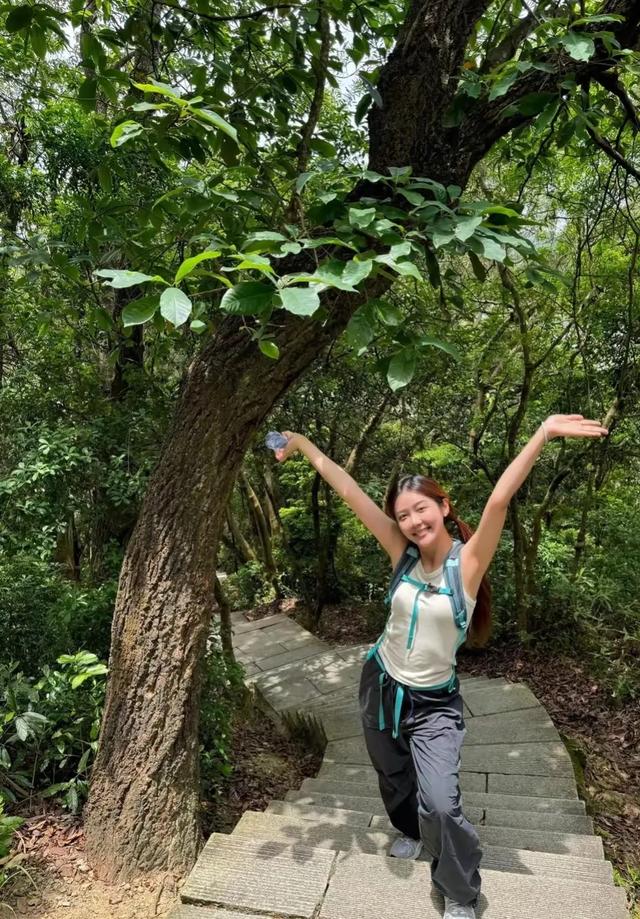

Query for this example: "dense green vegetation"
[0,0,639,890]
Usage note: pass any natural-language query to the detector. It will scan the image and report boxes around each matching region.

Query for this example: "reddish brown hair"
[384,474,492,647]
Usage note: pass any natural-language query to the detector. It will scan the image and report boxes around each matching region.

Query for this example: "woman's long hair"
[384,474,492,648]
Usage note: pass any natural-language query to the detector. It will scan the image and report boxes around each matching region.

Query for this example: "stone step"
[267,799,483,828]
[269,800,593,835]
[179,833,335,917]
[285,788,587,816]
[320,851,626,919]
[311,764,579,799]
[233,809,604,860]
[169,851,624,919]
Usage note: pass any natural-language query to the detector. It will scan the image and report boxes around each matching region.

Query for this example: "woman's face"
[394,490,449,546]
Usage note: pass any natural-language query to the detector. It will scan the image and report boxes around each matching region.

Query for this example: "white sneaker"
[443,896,476,919]
[389,834,423,859]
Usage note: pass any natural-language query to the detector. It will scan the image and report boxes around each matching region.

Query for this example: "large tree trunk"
[83,290,381,882]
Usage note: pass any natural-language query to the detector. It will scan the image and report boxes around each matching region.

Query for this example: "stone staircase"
[169,610,629,919]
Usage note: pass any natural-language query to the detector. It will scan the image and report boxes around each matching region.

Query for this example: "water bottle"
[265,431,289,453]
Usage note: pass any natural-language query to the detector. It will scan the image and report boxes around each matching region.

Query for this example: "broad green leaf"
[110,120,143,148]
[374,301,402,326]
[174,250,221,284]
[78,78,97,111]
[488,70,518,101]
[304,260,357,291]
[388,349,416,391]
[15,717,29,741]
[561,31,595,61]
[432,227,456,249]
[348,207,377,229]
[191,108,238,142]
[243,231,287,253]
[259,340,280,359]
[355,93,372,124]
[343,258,374,287]
[122,296,159,326]
[94,269,158,288]
[132,79,182,98]
[220,282,274,315]
[279,287,321,316]
[190,319,207,333]
[393,260,422,280]
[418,337,462,360]
[160,288,192,327]
[345,310,375,350]
[97,163,112,194]
[310,138,336,157]
[295,172,314,193]
[454,215,483,242]
[399,189,424,206]
[468,252,487,282]
[475,236,506,261]
[6,5,33,31]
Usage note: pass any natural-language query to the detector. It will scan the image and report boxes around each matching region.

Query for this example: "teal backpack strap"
[386,543,419,606]
[442,539,468,630]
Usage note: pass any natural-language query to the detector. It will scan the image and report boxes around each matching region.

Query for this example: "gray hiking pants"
[358,655,482,907]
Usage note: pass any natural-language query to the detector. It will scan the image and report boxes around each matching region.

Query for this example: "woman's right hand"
[274,431,303,462]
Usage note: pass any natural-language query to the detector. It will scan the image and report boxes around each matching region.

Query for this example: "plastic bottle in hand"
[265,431,289,453]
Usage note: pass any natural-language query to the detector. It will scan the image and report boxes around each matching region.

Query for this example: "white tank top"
[377,556,476,688]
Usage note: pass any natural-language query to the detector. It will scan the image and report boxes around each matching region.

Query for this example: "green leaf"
[310,138,336,157]
[295,172,313,193]
[96,163,112,194]
[190,319,207,333]
[387,350,416,391]
[78,78,97,111]
[132,79,182,98]
[160,288,192,327]
[242,231,288,253]
[191,108,238,142]
[454,215,483,242]
[6,5,33,31]
[374,300,402,326]
[355,93,372,125]
[110,120,143,148]
[304,260,357,292]
[94,269,158,288]
[220,282,274,315]
[279,287,321,316]
[507,92,557,117]
[468,252,487,282]
[343,258,373,287]
[475,236,506,261]
[393,260,422,280]
[348,207,377,229]
[29,24,47,58]
[345,310,375,351]
[122,295,159,326]
[259,340,280,359]
[561,31,595,61]
[417,337,461,360]
[174,250,221,284]
[15,717,29,741]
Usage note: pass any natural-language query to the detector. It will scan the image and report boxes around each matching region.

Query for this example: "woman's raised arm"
[274,431,407,563]
[461,414,609,599]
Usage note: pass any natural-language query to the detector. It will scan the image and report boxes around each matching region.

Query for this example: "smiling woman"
[272,413,608,919]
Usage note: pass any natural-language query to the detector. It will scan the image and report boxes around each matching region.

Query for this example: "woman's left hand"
[544,414,609,440]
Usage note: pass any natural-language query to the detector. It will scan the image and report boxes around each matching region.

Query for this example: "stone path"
[169,611,629,918]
